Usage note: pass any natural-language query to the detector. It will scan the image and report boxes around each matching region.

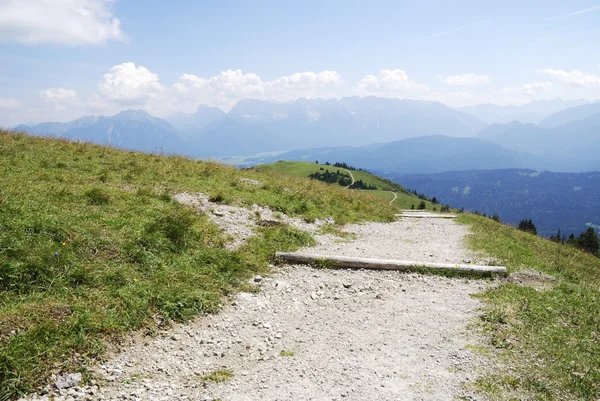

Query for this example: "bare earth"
[21,203,491,401]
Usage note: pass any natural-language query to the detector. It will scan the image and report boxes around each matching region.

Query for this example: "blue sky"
[1,0,599,125]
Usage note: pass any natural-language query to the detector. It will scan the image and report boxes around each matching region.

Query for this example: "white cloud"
[538,68,600,87]
[206,70,266,103]
[437,73,490,86]
[169,69,344,111]
[86,66,345,114]
[40,87,78,102]
[87,93,108,110]
[91,62,164,107]
[355,69,429,97]
[501,82,553,96]
[0,0,123,45]
[0,98,22,109]
[172,74,208,94]
[268,70,344,91]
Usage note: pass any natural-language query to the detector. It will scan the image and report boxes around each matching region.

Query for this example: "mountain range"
[254,136,548,174]
[16,97,485,156]
[15,109,187,154]
[14,96,600,173]
[477,108,600,172]
[458,98,589,125]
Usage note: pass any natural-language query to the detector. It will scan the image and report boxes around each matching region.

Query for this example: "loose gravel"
[173,192,334,249]
[20,211,492,401]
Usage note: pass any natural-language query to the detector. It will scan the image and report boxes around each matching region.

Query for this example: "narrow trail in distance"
[343,168,355,188]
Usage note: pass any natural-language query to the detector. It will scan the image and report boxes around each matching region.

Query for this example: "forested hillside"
[397,169,600,237]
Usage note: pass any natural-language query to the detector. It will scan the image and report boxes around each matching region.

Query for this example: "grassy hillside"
[0,131,396,398]
[6,131,595,400]
[253,161,437,210]
[460,214,600,400]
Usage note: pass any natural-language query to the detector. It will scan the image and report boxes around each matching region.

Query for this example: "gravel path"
[21,216,490,401]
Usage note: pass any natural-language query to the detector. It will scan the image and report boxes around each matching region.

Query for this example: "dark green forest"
[397,169,600,238]
[308,169,377,190]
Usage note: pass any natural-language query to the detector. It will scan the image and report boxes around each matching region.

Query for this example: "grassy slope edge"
[459,214,600,400]
[0,132,395,398]
[254,160,437,210]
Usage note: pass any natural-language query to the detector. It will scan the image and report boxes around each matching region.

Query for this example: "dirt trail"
[342,169,355,188]
[20,208,491,401]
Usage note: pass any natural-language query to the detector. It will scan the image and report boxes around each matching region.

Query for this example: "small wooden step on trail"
[396,210,457,219]
[276,252,507,275]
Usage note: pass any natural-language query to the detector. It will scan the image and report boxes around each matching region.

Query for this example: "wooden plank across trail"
[275,252,507,275]
[396,213,457,219]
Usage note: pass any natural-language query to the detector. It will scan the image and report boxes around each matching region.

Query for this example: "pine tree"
[575,228,599,256]
[518,219,537,235]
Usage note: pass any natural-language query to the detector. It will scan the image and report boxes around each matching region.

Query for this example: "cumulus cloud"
[40,87,78,102]
[0,0,124,45]
[85,64,345,114]
[172,74,208,94]
[268,70,344,92]
[501,82,553,96]
[355,69,429,97]
[170,69,344,111]
[538,68,600,87]
[90,62,164,108]
[206,70,266,103]
[0,98,22,109]
[437,73,490,86]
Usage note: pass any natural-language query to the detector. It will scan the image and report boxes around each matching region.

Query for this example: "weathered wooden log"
[275,252,507,274]
[396,213,457,219]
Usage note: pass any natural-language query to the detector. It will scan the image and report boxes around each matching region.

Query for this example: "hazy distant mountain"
[224,97,487,148]
[259,135,545,174]
[477,112,600,171]
[188,116,290,157]
[458,99,589,125]
[398,169,600,237]
[539,101,600,129]
[16,109,187,154]
[478,121,547,152]
[15,97,596,171]
[165,105,226,135]
[15,115,99,137]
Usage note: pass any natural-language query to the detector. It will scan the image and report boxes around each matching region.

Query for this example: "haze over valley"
[14,94,600,238]
[15,96,600,173]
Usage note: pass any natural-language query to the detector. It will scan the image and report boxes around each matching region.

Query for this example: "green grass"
[200,368,233,384]
[253,161,438,211]
[0,131,396,399]
[279,349,295,357]
[459,214,600,400]
[254,160,402,191]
